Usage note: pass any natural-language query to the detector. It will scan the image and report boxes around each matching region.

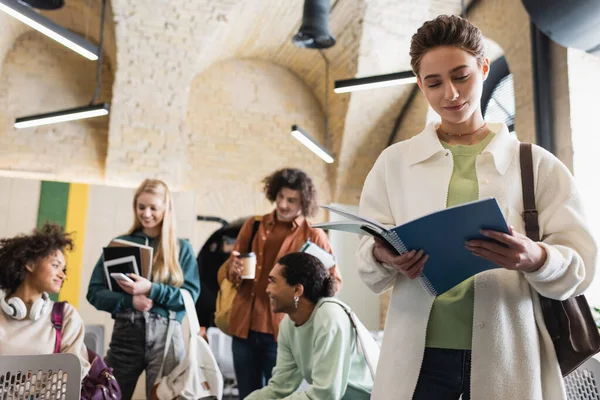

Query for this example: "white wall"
[328,203,380,331]
[569,48,600,308]
[0,177,40,238]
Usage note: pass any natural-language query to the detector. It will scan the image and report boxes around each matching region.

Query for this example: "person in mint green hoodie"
[246,252,378,400]
[86,179,200,400]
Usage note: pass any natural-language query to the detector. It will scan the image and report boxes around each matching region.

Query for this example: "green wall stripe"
[37,181,70,301]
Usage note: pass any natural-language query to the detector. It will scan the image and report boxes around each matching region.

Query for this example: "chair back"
[565,356,600,399]
[0,353,81,400]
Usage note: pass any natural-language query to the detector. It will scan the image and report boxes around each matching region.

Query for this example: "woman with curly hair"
[246,252,377,400]
[0,223,90,377]
[223,167,342,398]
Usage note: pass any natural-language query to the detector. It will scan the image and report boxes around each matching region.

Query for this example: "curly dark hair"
[262,168,318,217]
[277,252,334,304]
[0,222,74,294]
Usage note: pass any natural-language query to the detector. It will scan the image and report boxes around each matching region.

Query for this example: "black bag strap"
[248,217,261,253]
[519,143,540,241]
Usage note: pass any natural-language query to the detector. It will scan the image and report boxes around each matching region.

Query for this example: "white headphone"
[0,291,52,321]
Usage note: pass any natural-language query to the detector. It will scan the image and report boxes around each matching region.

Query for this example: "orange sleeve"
[223,217,255,283]
[311,228,343,293]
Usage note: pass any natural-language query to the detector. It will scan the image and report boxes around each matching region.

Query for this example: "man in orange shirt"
[226,168,342,398]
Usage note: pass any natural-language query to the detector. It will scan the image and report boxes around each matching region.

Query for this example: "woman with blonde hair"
[87,179,200,400]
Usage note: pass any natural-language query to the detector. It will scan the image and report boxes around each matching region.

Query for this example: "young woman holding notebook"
[87,179,200,400]
[357,15,597,400]
[0,223,90,379]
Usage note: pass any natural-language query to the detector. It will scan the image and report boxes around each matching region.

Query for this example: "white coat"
[357,123,597,399]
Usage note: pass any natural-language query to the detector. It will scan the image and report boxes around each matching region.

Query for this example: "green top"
[425,132,495,350]
[246,298,375,400]
[86,231,200,322]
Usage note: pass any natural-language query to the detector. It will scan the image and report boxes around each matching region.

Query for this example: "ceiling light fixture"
[291,124,334,163]
[290,51,334,163]
[0,0,98,60]
[334,71,417,94]
[14,104,109,128]
[14,0,110,129]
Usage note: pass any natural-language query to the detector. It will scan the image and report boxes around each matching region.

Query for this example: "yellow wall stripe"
[59,183,89,308]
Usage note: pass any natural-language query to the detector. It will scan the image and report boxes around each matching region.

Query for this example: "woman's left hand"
[117,274,152,296]
[465,226,547,273]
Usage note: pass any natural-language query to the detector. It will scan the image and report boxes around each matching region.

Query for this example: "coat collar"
[403,122,517,175]
[263,210,305,229]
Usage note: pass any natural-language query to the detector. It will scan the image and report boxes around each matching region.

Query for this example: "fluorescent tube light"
[14,103,109,128]
[0,0,98,60]
[291,125,334,164]
[334,71,417,93]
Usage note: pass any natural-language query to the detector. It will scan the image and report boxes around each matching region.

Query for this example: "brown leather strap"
[519,143,541,242]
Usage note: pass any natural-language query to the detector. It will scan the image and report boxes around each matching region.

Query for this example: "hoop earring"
[293,296,299,309]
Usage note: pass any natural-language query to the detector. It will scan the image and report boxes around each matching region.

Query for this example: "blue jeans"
[413,347,472,400]
[232,330,278,399]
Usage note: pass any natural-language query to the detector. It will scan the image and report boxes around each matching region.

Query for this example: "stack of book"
[299,240,336,270]
[103,239,153,292]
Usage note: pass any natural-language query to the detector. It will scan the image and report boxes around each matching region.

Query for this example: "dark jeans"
[413,347,472,400]
[104,311,184,400]
[232,330,278,399]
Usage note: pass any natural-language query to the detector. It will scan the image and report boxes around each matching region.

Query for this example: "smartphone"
[110,272,134,283]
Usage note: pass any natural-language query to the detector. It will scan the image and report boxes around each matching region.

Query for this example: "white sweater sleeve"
[523,146,598,300]
[357,150,399,295]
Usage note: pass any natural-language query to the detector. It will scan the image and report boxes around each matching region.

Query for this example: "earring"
[293,296,299,309]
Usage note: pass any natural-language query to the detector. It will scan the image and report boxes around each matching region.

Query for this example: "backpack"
[51,301,122,400]
[214,217,261,335]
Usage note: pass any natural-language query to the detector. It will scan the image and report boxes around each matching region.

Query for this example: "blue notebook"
[314,198,510,296]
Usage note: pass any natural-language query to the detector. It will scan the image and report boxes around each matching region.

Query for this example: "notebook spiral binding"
[418,274,437,296]
[384,231,407,254]
[385,231,437,297]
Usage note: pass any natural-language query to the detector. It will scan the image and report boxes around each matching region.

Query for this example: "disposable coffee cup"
[239,252,256,279]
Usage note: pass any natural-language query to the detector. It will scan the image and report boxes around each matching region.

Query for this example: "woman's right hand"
[227,251,243,284]
[372,237,429,279]
[133,294,153,312]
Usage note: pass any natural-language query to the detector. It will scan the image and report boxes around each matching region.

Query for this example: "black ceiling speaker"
[522,0,600,55]
[19,0,64,10]
[292,0,336,49]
